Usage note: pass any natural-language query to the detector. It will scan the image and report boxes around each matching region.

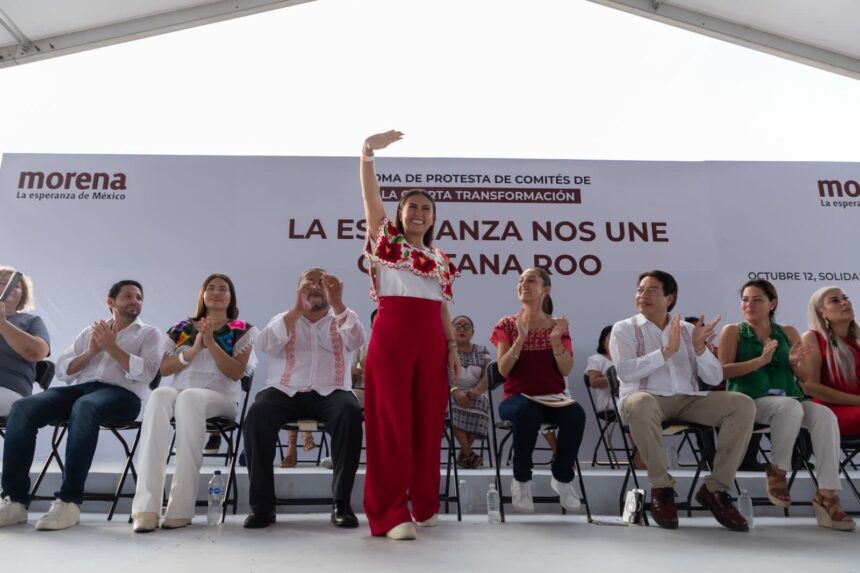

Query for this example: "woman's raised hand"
[364,130,404,153]
[550,316,569,346]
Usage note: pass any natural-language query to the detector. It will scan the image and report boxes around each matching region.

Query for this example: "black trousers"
[244,387,363,513]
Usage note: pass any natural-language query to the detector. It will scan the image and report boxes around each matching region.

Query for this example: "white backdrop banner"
[2,153,859,459]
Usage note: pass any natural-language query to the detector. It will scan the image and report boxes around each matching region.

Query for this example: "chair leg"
[107,427,140,521]
[29,425,67,506]
[575,459,593,523]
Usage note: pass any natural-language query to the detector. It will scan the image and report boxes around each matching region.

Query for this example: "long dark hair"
[394,189,436,247]
[597,325,612,355]
[740,279,778,320]
[193,273,239,320]
[533,268,553,314]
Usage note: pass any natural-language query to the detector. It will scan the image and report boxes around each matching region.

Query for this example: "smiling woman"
[358,130,461,540]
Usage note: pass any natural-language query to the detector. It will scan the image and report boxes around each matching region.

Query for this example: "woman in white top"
[360,130,461,540]
[585,325,614,413]
[131,274,257,532]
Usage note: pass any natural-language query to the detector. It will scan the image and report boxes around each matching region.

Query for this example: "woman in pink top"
[359,130,461,540]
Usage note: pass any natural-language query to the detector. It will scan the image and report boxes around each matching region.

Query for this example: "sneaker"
[320,457,334,469]
[35,500,80,531]
[203,434,222,455]
[0,497,27,527]
[385,521,417,540]
[511,479,534,512]
[416,514,438,527]
[550,477,581,511]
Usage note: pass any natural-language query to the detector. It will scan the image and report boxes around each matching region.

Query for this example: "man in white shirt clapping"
[0,280,162,531]
[243,268,366,529]
[609,270,755,532]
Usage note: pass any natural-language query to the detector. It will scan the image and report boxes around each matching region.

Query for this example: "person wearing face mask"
[131,274,257,533]
[0,267,50,417]
[0,280,161,531]
[360,130,461,540]
[794,286,860,530]
[242,268,365,530]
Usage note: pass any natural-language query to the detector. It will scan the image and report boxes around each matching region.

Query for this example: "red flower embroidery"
[377,235,402,263]
[411,250,437,273]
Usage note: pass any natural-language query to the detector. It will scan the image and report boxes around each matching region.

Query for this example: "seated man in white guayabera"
[243,268,365,529]
[0,280,161,531]
[609,270,754,532]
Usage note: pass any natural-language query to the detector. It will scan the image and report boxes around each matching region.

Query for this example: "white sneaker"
[551,477,581,511]
[416,513,438,527]
[511,479,534,512]
[35,500,80,531]
[0,497,27,527]
[320,457,334,469]
[386,521,417,540]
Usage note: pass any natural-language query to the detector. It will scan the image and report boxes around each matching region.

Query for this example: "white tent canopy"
[588,0,860,80]
[0,0,312,68]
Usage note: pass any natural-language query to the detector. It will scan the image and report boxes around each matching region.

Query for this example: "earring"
[824,317,831,331]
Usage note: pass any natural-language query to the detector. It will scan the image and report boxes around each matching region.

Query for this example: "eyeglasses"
[452,323,472,330]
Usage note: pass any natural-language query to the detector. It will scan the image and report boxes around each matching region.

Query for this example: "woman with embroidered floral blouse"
[131,274,257,533]
[718,279,852,531]
[491,268,586,514]
[359,130,461,540]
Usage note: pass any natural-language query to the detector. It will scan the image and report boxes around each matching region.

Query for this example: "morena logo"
[17,171,127,191]
[818,179,860,198]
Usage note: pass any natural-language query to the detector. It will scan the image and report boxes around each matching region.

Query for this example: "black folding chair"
[29,372,162,520]
[837,435,860,514]
[486,361,592,523]
[184,373,255,522]
[582,373,625,468]
[276,422,330,466]
[274,419,336,509]
[606,366,716,521]
[0,360,54,439]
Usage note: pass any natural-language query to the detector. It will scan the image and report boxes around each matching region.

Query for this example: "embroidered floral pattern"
[167,318,253,356]
[490,315,572,353]
[364,216,459,301]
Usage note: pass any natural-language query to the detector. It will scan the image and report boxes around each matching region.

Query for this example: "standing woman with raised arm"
[360,130,461,540]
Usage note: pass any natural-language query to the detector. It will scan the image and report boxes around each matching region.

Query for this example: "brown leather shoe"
[695,485,749,532]
[649,487,678,529]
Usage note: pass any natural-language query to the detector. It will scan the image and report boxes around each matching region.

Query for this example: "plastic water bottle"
[207,470,225,526]
[487,484,501,523]
[737,489,754,529]
[459,479,468,514]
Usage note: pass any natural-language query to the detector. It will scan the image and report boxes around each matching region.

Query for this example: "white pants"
[132,387,237,519]
[0,386,24,416]
[754,396,841,490]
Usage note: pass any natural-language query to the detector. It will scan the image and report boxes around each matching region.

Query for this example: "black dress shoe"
[331,501,359,528]
[243,510,276,529]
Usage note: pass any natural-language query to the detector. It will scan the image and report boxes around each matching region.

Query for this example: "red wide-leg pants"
[363,296,449,536]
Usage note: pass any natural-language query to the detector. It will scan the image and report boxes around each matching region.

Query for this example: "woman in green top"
[718,279,847,527]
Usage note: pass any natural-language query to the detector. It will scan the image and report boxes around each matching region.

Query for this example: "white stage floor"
[1,513,855,573]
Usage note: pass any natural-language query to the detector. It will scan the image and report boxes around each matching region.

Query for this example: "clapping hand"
[788,339,813,366]
[515,310,529,342]
[691,314,721,355]
[549,316,569,347]
[321,273,344,310]
[91,320,117,351]
[759,338,779,365]
[664,314,682,358]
